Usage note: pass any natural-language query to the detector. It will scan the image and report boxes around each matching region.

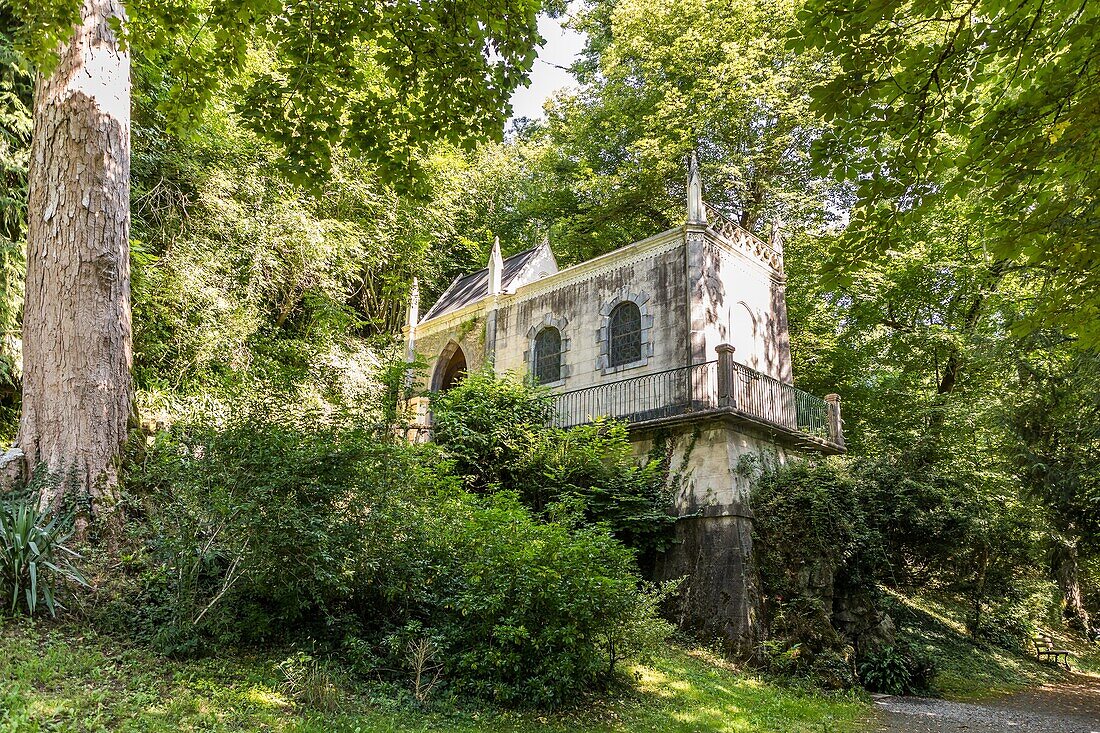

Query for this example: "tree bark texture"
[1052,540,1090,631]
[18,0,132,517]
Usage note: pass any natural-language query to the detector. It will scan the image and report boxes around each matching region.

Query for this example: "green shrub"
[439,492,642,706]
[752,457,885,662]
[120,402,653,707]
[808,648,858,690]
[0,487,87,617]
[431,371,675,559]
[357,488,657,707]
[974,593,1040,650]
[762,639,857,690]
[856,642,935,696]
[124,403,451,652]
[534,420,676,559]
[429,369,554,491]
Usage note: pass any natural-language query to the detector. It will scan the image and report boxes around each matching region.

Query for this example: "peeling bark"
[17,0,132,520]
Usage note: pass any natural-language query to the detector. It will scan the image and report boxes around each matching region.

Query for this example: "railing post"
[716,344,737,408]
[825,393,845,448]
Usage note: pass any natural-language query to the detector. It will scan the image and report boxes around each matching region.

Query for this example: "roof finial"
[407,276,420,329]
[488,236,503,296]
[687,150,706,224]
[769,219,785,254]
[405,276,420,363]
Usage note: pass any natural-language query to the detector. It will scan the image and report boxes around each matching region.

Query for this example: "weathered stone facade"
[403,164,844,658]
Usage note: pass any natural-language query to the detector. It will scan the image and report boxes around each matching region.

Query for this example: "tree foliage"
[482,0,837,266]
[10,0,549,185]
[430,369,676,561]
[796,0,1100,344]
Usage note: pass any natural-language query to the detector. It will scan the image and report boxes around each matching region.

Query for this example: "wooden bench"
[1033,634,1073,669]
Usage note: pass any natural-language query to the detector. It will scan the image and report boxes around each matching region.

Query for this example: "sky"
[508,12,587,121]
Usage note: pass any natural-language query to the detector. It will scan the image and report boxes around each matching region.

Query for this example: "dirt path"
[873,675,1100,732]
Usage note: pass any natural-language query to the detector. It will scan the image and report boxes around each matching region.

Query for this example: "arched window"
[608,301,642,367]
[533,327,562,383]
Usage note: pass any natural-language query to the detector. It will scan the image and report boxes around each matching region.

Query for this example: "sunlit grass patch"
[888,588,1100,700]
[0,619,870,733]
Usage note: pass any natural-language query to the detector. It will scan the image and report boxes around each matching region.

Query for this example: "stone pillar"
[825,393,845,448]
[486,237,503,366]
[716,343,738,408]
[488,236,503,296]
[655,512,763,662]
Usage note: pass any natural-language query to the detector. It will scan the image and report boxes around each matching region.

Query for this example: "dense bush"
[114,399,662,707]
[752,456,886,661]
[380,491,645,706]
[428,369,554,491]
[431,370,676,559]
[857,643,936,696]
[752,453,1061,692]
[122,405,412,651]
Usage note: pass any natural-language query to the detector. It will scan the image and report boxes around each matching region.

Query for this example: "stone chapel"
[402,158,845,656]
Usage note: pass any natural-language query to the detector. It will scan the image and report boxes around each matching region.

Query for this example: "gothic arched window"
[608,301,642,367]
[533,327,562,383]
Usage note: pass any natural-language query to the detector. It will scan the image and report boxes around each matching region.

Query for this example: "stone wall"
[411,228,690,393]
[687,227,792,383]
[494,236,688,389]
[634,417,789,659]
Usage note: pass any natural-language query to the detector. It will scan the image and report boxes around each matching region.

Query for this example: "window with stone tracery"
[607,301,642,367]
[533,326,562,383]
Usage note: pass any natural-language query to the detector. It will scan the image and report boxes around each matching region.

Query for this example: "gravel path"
[873,675,1100,732]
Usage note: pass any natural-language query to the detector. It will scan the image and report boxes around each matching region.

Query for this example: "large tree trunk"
[17,0,132,520]
[1052,539,1089,631]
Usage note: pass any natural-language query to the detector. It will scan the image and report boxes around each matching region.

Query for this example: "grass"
[0,619,868,733]
[884,589,1100,701]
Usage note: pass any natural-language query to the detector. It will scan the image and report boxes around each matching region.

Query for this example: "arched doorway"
[432,341,467,392]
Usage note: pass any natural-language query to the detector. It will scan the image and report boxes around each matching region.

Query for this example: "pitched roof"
[421,246,545,322]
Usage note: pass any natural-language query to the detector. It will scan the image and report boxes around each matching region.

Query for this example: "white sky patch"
[509,11,586,121]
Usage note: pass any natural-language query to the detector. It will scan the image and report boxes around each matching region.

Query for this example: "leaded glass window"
[533,327,562,383]
[608,302,642,367]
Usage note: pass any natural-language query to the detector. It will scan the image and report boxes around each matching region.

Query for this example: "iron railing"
[550,359,830,440]
[552,361,718,429]
[728,362,829,438]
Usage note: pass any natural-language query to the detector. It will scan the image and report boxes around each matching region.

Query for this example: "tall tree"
[7,0,544,518]
[534,0,835,261]
[18,0,131,515]
[1009,343,1100,630]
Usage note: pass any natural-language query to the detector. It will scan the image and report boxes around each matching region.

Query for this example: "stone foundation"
[634,417,788,660]
[654,513,763,659]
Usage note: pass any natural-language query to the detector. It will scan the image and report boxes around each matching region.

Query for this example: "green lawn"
[0,620,868,733]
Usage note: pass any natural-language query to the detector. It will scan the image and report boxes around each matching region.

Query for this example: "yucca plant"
[0,494,88,616]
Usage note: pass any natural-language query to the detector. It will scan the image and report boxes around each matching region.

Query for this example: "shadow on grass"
[0,621,868,733]
[882,590,1086,701]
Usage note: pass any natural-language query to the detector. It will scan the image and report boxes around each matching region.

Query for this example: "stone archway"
[432,341,467,392]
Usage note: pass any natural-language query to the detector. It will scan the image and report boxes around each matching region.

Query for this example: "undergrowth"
[884,589,1100,700]
[0,619,868,733]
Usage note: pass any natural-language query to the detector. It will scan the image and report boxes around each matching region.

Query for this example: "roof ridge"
[420,244,546,323]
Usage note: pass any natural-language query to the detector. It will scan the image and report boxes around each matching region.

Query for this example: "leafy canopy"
[795,0,1100,344]
[8,0,552,185]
